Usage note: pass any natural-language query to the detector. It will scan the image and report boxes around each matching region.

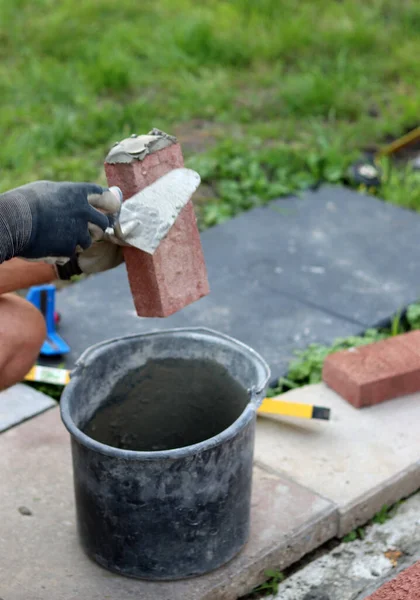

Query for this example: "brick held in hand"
[104,129,209,318]
[322,330,420,408]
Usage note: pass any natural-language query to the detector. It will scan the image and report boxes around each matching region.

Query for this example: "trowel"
[108,167,201,254]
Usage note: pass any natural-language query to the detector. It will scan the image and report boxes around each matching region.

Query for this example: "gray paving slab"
[56,184,420,375]
[56,264,361,377]
[0,383,55,432]
[255,383,420,536]
[0,408,338,600]
[244,185,420,327]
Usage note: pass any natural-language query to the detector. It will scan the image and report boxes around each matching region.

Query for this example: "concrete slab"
[0,383,55,432]
[55,185,420,376]
[56,266,361,379]
[0,408,337,600]
[255,384,420,536]
[269,491,420,600]
[254,185,420,327]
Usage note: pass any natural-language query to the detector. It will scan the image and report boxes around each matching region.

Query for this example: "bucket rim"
[60,327,270,461]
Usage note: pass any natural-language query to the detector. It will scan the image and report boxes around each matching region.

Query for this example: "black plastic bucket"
[60,328,270,580]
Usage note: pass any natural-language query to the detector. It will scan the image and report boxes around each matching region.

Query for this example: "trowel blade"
[117,168,201,255]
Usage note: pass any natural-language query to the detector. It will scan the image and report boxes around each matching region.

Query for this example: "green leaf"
[343,530,358,543]
[252,569,285,595]
[406,303,420,330]
[372,505,391,525]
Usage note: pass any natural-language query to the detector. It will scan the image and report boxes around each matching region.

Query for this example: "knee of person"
[0,296,46,390]
[18,301,46,349]
[0,295,46,355]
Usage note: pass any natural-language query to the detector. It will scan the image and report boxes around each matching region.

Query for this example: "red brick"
[366,559,420,599]
[104,132,209,317]
[395,329,420,359]
[322,331,420,408]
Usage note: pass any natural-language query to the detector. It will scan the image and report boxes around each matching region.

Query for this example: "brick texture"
[366,560,420,599]
[322,330,420,408]
[105,138,209,317]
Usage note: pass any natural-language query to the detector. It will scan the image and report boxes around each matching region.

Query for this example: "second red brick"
[322,330,420,408]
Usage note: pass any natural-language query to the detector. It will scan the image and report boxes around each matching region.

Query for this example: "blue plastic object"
[26,284,70,356]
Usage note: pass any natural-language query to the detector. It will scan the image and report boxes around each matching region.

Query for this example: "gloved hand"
[56,233,127,279]
[0,181,121,263]
[54,188,128,279]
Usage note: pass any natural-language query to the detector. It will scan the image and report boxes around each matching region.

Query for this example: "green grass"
[342,527,366,543]
[25,380,64,401]
[342,501,404,543]
[249,569,285,597]
[1,0,420,225]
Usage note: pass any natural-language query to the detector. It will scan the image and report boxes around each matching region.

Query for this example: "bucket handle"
[173,328,271,405]
[69,327,271,406]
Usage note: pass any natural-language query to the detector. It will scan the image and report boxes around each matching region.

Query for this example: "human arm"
[0,258,56,295]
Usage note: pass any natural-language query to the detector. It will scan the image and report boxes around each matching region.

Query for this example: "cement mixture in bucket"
[83,357,249,452]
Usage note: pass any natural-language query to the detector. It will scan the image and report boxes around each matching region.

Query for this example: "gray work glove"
[54,188,127,279]
[56,234,127,279]
[0,181,120,263]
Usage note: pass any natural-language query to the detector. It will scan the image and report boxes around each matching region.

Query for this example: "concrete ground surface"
[0,407,337,600]
[267,491,420,600]
[3,187,420,598]
[255,383,420,536]
[0,383,55,433]
[1,382,420,600]
[364,560,420,600]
